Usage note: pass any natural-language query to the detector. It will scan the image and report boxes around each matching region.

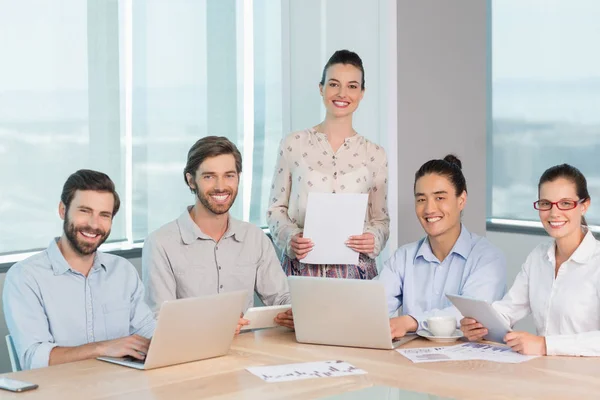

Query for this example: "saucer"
[416,329,463,343]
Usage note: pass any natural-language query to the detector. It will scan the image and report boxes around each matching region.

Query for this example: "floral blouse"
[267,128,390,260]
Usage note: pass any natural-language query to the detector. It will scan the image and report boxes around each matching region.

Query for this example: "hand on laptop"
[345,232,375,254]
[274,309,294,330]
[291,233,313,260]
[236,316,250,335]
[390,315,418,338]
[460,317,488,341]
[97,334,151,360]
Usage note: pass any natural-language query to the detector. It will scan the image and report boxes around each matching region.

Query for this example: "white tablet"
[446,294,511,343]
[241,304,292,331]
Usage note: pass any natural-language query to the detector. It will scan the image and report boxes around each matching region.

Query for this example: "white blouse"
[267,129,389,259]
[492,230,600,356]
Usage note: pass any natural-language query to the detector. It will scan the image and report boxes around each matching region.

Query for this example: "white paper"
[302,193,369,265]
[397,342,539,364]
[396,346,458,363]
[246,360,367,383]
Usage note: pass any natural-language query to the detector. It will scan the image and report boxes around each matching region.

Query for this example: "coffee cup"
[422,316,457,337]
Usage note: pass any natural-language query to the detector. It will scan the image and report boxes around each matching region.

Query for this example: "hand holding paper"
[290,233,314,260]
[345,232,375,254]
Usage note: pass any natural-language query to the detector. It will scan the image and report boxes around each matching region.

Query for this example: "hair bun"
[443,154,462,170]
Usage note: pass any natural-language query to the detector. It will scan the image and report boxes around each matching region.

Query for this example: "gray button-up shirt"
[2,239,156,370]
[142,208,290,314]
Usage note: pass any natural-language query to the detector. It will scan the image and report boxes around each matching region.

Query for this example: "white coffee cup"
[422,316,457,337]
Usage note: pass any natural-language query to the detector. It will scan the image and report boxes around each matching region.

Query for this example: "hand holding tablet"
[446,294,511,343]
[241,305,292,331]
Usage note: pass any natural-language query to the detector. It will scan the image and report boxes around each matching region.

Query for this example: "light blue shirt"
[377,225,506,330]
[3,239,156,370]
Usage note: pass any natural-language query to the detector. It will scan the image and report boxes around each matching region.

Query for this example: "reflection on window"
[0,0,284,255]
[491,0,600,225]
[0,0,125,254]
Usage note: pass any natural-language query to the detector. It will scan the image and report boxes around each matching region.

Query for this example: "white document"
[397,342,538,364]
[396,346,458,363]
[246,360,367,383]
[302,193,369,265]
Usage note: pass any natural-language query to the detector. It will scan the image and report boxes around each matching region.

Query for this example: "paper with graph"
[246,360,367,383]
[397,342,539,364]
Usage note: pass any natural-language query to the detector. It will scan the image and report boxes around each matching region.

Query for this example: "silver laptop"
[288,277,417,349]
[97,290,246,370]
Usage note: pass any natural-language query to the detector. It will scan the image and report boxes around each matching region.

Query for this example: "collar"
[308,128,364,145]
[178,206,247,245]
[415,224,472,263]
[48,238,106,275]
[546,229,597,265]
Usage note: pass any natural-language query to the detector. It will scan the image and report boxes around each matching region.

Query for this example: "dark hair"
[414,154,467,196]
[184,136,243,193]
[538,163,590,226]
[319,49,365,90]
[61,169,121,217]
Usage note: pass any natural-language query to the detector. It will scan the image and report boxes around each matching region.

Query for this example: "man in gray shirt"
[142,136,293,332]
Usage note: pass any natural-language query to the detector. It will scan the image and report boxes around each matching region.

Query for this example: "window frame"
[485,0,600,235]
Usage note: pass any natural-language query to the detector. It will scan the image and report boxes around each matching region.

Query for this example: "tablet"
[446,294,511,343]
[241,304,292,331]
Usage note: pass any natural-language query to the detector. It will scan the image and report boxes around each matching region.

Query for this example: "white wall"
[397,0,488,245]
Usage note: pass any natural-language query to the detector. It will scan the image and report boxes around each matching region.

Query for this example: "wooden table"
[2,328,600,399]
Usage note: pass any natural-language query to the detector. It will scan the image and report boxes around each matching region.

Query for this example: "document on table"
[246,360,367,383]
[397,342,539,364]
[302,193,369,265]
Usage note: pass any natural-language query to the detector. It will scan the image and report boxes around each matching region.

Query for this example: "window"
[0,0,126,254]
[490,0,600,227]
[0,0,397,258]
[0,0,280,255]
[130,0,283,240]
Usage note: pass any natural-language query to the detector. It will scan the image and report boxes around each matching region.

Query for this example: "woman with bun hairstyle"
[267,49,389,279]
[461,164,600,356]
[378,155,507,339]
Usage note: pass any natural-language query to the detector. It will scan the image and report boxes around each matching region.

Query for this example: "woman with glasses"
[461,164,600,356]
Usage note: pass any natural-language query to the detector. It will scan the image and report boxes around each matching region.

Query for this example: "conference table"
[2,328,600,399]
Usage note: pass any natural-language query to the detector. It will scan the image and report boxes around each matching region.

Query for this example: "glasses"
[533,198,585,211]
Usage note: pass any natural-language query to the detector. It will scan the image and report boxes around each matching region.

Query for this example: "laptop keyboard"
[123,356,146,365]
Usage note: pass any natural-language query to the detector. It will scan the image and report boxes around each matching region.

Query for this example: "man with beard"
[142,136,293,333]
[3,170,156,370]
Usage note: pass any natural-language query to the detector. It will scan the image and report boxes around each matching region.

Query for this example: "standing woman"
[267,49,389,279]
[461,164,600,356]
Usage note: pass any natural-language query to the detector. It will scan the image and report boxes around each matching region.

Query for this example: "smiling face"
[538,177,589,240]
[59,190,113,256]
[319,63,364,118]
[414,173,466,240]
[186,153,239,216]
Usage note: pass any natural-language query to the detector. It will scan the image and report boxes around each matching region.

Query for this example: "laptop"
[288,276,417,349]
[97,290,246,370]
